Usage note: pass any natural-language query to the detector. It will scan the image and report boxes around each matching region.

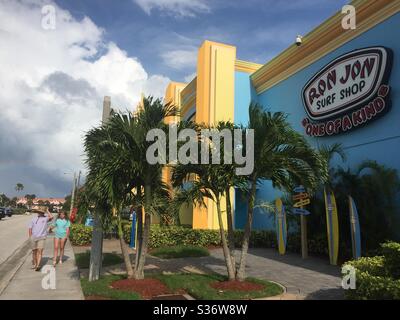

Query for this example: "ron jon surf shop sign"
[301,47,392,136]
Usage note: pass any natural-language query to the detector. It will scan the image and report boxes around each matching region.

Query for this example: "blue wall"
[234,13,400,230]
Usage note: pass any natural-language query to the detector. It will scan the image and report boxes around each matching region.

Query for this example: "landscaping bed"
[80,273,283,300]
[154,274,283,300]
[210,280,264,292]
[111,278,174,299]
[80,275,140,300]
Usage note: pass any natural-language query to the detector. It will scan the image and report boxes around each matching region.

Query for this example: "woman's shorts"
[31,238,46,250]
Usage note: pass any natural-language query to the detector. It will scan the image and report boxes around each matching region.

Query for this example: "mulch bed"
[111,278,172,299]
[210,280,265,292]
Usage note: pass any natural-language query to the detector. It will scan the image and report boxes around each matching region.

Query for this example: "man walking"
[28,208,53,271]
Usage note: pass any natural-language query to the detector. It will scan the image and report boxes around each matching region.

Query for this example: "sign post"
[300,214,308,259]
[292,186,310,259]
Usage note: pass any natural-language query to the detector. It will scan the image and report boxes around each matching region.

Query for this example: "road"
[0,214,32,265]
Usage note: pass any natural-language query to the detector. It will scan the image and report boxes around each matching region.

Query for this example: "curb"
[0,240,31,295]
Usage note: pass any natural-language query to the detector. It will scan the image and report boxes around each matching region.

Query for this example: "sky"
[0,0,348,198]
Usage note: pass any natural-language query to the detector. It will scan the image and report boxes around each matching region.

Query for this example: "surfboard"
[275,198,287,255]
[324,188,339,265]
[348,196,361,260]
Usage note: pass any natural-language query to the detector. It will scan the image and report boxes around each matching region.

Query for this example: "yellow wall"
[165,41,253,230]
[193,41,236,230]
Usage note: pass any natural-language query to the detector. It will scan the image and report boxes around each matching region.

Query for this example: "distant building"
[17,197,65,211]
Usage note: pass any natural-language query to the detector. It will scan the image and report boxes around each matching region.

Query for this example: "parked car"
[0,207,6,220]
[5,207,13,217]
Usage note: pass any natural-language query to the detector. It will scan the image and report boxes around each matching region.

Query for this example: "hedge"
[343,241,400,300]
[381,241,400,279]
[70,224,93,246]
[71,223,344,258]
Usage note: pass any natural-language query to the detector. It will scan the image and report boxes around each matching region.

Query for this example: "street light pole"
[69,172,77,218]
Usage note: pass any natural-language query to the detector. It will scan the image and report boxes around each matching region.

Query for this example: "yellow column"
[194,40,236,230]
[162,82,187,225]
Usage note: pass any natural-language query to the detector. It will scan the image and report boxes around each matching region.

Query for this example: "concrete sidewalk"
[0,235,84,300]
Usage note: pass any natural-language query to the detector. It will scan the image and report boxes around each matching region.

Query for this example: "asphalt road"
[0,214,32,265]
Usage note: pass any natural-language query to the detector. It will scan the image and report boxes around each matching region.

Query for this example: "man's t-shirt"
[28,215,50,240]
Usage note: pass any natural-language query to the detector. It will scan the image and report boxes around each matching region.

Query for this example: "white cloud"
[134,0,210,17]
[0,0,170,196]
[161,49,197,70]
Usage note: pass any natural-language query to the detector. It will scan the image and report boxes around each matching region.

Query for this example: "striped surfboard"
[349,196,361,260]
[324,188,339,265]
[275,198,287,255]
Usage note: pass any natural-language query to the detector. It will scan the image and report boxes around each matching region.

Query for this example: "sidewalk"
[0,235,84,300]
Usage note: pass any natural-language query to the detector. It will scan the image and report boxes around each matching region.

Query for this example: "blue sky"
[0,0,349,198]
[55,0,349,82]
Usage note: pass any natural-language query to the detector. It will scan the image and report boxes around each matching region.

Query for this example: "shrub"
[343,241,400,299]
[345,256,386,276]
[70,224,92,246]
[122,224,334,256]
[344,271,400,300]
[381,241,400,279]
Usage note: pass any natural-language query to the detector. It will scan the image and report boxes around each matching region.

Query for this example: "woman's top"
[53,218,70,238]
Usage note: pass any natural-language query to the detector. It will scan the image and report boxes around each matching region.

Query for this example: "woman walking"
[52,211,71,266]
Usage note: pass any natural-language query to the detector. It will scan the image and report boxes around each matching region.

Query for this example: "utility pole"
[89,96,111,282]
[69,172,77,218]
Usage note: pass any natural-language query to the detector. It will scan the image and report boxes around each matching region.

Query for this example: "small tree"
[171,121,247,280]
[236,104,328,281]
[83,96,177,280]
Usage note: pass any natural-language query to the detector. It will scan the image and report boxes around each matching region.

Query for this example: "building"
[164,0,400,230]
[17,197,65,211]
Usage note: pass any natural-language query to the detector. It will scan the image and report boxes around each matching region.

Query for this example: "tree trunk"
[89,210,103,282]
[117,213,134,278]
[225,188,236,274]
[216,198,236,281]
[134,205,143,272]
[236,178,257,281]
[134,182,151,280]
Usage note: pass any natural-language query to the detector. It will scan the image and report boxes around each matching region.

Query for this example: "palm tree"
[25,194,36,209]
[236,104,328,281]
[171,121,248,280]
[172,162,236,280]
[318,143,346,187]
[84,123,135,278]
[15,183,24,193]
[84,96,177,280]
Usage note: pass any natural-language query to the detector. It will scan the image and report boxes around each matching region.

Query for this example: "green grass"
[80,275,140,300]
[154,273,283,300]
[80,273,283,300]
[75,251,124,269]
[151,245,210,259]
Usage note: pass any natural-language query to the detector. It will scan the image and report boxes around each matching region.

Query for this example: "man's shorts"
[31,237,46,250]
